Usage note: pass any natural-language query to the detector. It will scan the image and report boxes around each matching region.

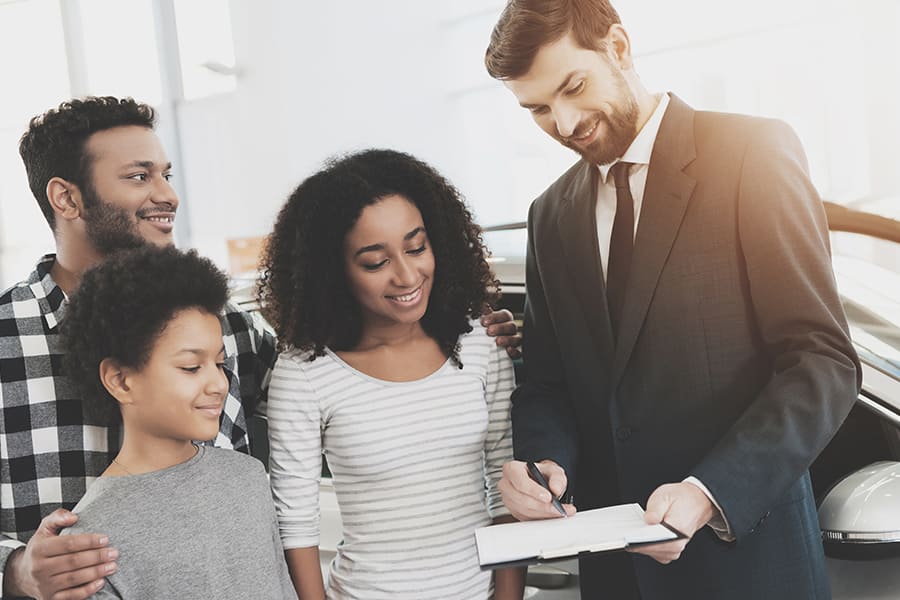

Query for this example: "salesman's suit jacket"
[513,94,862,600]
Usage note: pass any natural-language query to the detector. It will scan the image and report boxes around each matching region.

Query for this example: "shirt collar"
[598,92,670,184]
[30,254,67,330]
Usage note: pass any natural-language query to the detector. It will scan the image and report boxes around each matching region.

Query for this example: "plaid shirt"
[0,255,277,571]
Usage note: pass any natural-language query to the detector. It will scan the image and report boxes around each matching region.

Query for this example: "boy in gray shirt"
[59,246,296,599]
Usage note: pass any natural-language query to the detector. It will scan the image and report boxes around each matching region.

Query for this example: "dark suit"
[513,94,862,599]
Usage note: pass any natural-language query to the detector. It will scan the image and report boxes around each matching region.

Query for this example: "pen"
[526,461,568,518]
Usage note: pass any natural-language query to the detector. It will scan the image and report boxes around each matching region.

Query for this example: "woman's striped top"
[267,321,515,599]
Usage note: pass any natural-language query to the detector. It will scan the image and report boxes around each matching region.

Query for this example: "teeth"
[143,216,174,223]
[391,287,421,302]
[575,122,596,140]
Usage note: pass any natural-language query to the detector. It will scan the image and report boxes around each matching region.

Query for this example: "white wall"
[178,0,456,267]
[0,0,68,285]
[174,0,900,269]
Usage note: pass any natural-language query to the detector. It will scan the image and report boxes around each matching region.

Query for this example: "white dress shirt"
[594,93,734,541]
[594,93,669,282]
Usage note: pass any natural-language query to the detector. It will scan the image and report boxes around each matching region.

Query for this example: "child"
[60,245,296,599]
[258,149,525,599]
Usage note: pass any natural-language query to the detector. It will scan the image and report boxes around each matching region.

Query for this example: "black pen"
[526,461,568,518]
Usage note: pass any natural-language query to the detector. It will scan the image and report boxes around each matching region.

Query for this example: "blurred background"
[0,0,898,288]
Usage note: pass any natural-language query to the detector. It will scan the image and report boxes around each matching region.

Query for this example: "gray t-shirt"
[64,445,297,599]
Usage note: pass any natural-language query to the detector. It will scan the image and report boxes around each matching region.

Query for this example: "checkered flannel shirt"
[0,254,277,573]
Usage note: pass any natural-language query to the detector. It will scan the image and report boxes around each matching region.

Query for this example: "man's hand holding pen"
[498,460,577,521]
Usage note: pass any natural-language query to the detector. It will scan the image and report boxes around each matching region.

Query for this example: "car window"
[831,232,900,380]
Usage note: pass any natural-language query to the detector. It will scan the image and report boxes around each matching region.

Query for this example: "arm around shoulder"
[2,509,115,600]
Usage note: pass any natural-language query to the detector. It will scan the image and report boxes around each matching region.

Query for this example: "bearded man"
[486,2,862,598]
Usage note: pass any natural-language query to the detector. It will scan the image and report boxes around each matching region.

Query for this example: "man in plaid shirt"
[0,98,278,599]
[1,97,519,599]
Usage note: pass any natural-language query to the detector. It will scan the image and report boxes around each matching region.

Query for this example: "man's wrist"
[683,476,735,541]
[2,546,26,596]
[696,491,716,529]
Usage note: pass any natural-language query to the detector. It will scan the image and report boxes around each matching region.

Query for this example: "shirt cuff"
[683,476,736,542]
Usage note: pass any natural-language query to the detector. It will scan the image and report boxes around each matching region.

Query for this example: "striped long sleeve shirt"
[267,321,515,600]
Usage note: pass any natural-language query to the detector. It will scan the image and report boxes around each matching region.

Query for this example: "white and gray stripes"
[267,322,515,600]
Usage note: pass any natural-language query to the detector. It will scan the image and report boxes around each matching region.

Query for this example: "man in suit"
[485,1,862,598]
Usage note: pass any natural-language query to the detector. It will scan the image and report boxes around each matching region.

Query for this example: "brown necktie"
[607,161,634,340]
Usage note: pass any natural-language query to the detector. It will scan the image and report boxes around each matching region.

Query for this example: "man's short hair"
[18,96,156,230]
[61,245,229,425]
[485,0,622,80]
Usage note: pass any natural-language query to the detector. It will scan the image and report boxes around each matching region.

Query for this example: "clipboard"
[475,503,687,570]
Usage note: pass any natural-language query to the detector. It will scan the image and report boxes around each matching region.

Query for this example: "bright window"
[173,0,238,100]
[79,0,162,104]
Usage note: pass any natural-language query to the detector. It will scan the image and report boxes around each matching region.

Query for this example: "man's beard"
[81,185,152,255]
[559,74,640,166]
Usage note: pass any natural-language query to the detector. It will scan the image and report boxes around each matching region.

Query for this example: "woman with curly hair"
[59,246,296,599]
[259,149,525,600]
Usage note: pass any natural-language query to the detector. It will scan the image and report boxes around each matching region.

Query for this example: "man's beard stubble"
[560,72,640,166]
[81,184,151,255]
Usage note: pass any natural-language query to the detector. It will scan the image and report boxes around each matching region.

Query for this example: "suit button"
[616,427,632,441]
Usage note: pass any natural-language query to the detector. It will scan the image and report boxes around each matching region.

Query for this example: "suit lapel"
[557,161,616,359]
[610,95,698,390]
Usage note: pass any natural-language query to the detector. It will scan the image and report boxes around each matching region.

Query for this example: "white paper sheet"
[475,503,679,566]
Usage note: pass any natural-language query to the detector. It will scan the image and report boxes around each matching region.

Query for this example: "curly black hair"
[257,148,499,366]
[18,96,156,230]
[61,246,229,425]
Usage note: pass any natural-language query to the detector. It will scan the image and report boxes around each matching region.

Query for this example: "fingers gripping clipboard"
[475,503,686,569]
